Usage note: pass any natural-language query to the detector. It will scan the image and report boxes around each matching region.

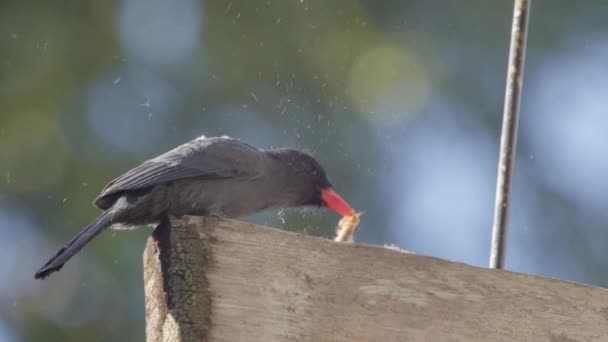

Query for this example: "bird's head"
[267,149,354,216]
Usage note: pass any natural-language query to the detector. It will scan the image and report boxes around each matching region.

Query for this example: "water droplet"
[250,92,258,102]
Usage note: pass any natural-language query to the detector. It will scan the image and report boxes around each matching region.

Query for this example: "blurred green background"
[2,0,608,341]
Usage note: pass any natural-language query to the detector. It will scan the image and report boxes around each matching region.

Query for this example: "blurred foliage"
[2,0,608,341]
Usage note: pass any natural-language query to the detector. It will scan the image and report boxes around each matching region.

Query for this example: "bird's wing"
[94,137,265,208]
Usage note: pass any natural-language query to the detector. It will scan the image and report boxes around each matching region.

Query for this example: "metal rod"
[489,0,531,269]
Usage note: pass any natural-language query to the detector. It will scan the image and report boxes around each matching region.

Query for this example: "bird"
[35,135,354,279]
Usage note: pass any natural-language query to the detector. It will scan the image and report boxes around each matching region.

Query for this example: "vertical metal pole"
[489,0,531,269]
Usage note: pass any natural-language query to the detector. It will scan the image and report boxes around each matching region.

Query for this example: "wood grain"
[144,216,608,342]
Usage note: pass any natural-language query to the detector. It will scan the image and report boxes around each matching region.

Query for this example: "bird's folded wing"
[95,138,265,206]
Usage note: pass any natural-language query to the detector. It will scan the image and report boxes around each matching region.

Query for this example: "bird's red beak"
[321,188,355,216]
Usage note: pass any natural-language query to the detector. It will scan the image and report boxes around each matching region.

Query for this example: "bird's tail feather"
[35,211,114,279]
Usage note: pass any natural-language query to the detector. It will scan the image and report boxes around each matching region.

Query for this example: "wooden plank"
[144,216,608,342]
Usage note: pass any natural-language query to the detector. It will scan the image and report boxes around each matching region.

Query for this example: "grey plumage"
[35,136,340,279]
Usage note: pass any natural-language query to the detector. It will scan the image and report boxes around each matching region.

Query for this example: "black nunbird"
[35,136,354,279]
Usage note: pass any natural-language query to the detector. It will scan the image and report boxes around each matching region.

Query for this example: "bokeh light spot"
[346,43,430,125]
[117,0,203,66]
